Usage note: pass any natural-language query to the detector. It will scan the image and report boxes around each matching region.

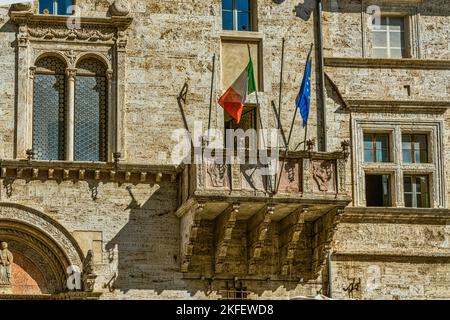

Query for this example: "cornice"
[346,99,450,113]
[342,207,450,224]
[9,11,133,29]
[325,57,450,70]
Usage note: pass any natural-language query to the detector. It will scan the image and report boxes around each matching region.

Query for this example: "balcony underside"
[176,150,351,280]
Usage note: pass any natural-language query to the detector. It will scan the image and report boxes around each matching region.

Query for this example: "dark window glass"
[363,133,390,162]
[74,59,108,162]
[39,0,54,14]
[237,11,250,31]
[402,134,428,163]
[57,0,73,15]
[222,0,253,31]
[223,0,233,10]
[222,11,234,30]
[365,174,391,207]
[404,175,430,208]
[39,0,73,15]
[236,0,250,11]
[33,57,66,160]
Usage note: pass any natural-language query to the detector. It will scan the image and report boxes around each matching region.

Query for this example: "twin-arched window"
[33,56,108,162]
[38,0,73,15]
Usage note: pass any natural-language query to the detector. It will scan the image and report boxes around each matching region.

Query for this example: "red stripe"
[218,86,244,123]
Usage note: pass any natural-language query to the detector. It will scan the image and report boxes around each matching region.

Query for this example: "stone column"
[16,24,30,159]
[66,68,77,161]
[106,69,114,162]
[115,31,127,159]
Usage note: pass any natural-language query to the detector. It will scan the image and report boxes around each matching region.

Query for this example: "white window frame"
[403,175,430,208]
[372,16,406,58]
[361,1,421,58]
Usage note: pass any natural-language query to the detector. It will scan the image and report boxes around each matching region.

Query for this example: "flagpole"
[275,43,313,194]
[207,54,216,146]
[278,38,285,119]
[247,44,273,193]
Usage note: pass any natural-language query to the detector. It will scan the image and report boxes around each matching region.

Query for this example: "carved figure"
[0,242,13,285]
[313,161,333,192]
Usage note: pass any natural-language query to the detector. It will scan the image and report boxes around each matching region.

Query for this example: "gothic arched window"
[33,56,67,160]
[74,58,108,162]
[38,0,74,15]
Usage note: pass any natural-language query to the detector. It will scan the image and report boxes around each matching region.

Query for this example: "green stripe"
[247,56,256,94]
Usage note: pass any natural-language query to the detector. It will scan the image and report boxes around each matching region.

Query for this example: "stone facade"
[0,0,448,300]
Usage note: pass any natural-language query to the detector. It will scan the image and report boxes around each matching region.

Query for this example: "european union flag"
[296,56,312,128]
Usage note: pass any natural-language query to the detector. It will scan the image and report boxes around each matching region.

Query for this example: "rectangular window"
[402,134,428,163]
[222,0,254,31]
[365,174,391,207]
[372,16,406,58]
[363,133,390,162]
[404,175,430,208]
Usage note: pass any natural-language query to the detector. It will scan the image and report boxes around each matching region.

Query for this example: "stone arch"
[75,53,111,71]
[33,52,69,69]
[0,203,84,295]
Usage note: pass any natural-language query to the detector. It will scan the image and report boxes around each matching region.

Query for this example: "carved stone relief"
[311,160,336,193]
[206,160,229,189]
[0,242,13,285]
[27,25,115,42]
[241,164,266,191]
[277,159,301,193]
[0,204,83,267]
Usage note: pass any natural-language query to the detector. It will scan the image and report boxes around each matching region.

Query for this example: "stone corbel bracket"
[215,203,240,274]
[0,160,179,185]
[248,204,274,274]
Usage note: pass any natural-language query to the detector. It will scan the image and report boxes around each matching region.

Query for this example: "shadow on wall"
[105,181,323,297]
[105,181,183,294]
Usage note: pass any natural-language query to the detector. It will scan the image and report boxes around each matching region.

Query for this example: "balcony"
[176,147,352,280]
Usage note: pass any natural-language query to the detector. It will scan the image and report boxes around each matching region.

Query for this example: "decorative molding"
[324,57,450,70]
[342,207,450,224]
[347,99,450,113]
[110,0,131,17]
[0,204,83,267]
[9,12,133,30]
[9,11,132,161]
[0,159,180,184]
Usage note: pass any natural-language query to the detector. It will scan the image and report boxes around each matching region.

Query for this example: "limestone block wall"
[332,221,450,300]
[0,0,448,299]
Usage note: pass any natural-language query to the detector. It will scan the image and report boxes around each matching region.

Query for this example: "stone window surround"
[32,53,112,162]
[217,31,267,149]
[10,11,132,163]
[362,0,421,59]
[352,118,445,209]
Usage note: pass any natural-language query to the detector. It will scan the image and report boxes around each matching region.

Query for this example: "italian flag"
[218,56,256,124]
